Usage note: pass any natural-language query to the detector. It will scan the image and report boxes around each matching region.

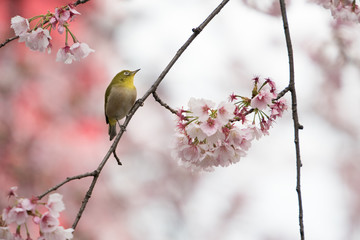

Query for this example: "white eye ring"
[124,71,130,76]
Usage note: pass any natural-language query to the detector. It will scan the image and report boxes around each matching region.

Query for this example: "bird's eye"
[124,71,130,76]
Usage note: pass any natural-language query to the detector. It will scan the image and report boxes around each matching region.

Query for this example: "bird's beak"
[132,69,141,75]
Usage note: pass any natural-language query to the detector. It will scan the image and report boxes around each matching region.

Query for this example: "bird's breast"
[105,85,137,121]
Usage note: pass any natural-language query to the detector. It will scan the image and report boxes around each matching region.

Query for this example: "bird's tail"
[108,120,117,141]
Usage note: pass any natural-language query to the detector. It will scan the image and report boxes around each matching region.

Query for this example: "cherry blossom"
[186,124,207,141]
[270,98,287,119]
[10,4,93,63]
[173,77,287,171]
[188,98,215,121]
[56,43,94,64]
[1,188,73,240]
[0,227,14,240]
[311,0,360,23]
[40,212,59,233]
[68,5,81,20]
[41,226,74,240]
[70,42,94,60]
[7,186,18,199]
[250,89,273,110]
[10,16,29,36]
[56,46,75,64]
[19,197,37,212]
[217,101,235,125]
[200,117,221,136]
[50,8,70,34]
[46,193,65,218]
[3,206,28,225]
[19,28,51,53]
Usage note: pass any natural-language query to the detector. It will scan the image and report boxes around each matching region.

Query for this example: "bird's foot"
[136,98,144,107]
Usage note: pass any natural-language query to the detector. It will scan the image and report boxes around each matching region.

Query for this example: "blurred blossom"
[0,227,14,240]
[41,226,74,240]
[46,193,65,218]
[1,188,72,240]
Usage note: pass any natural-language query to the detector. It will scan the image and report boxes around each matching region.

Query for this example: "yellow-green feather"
[104,70,138,140]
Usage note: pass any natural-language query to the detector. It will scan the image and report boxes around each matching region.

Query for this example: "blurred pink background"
[1,0,360,239]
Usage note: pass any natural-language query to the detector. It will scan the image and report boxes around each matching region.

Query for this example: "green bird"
[105,69,140,141]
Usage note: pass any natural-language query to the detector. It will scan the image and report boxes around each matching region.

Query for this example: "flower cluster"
[10,4,94,64]
[1,187,73,240]
[173,77,287,171]
[311,0,360,23]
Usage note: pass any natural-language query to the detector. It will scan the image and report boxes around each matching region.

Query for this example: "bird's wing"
[105,85,112,124]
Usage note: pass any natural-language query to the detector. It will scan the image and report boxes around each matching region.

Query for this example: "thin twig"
[152,91,177,115]
[279,0,305,239]
[0,36,18,49]
[71,170,99,229]
[276,86,290,100]
[37,171,97,200]
[73,0,91,7]
[112,150,122,165]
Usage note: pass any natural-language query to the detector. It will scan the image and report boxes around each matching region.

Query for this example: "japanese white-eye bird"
[105,69,140,140]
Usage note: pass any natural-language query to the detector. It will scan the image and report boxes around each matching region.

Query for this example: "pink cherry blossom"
[187,124,207,141]
[260,119,273,135]
[228,128,253,151]
[19,198,33,211]
[19,28,51,52]
[270,98,287,119]
[50,8,70,34]
[248,124,262,140]
[2,206,12,223]
[250,89,273,110]
[7,186,18,199]
[42,226,74,240]
[200,117,221,136]
[0,227,14,240]
[57,43,94,64]
[197,153,216,171]
[228,93,237,102]
[188,98,215,121]
[40,212,59,233]
[11,16,29,36]
[265,77,277,95]
[173,76,287,171]
[3,206,28,225]
[330,2,360,23]
[214,143,235,167]
[217,101,235,125]
[56,46,75,64]
[177,143,201,163]
[46,193,65,218]
[70,42,94,60]
[68,5,81,20]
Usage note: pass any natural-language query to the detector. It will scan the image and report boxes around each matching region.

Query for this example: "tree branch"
[152,91,177,115]
[37,171,97,200]
[73,0,91,7]
[279,0,305,239]
[0,36,18,49]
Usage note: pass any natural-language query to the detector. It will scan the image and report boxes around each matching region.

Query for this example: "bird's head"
[112,69,140,86]
[117,69,140,80]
